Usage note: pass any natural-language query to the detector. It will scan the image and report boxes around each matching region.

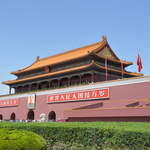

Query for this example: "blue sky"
[0,0,150,95]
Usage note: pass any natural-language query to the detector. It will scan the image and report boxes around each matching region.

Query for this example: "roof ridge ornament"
[102,35,107,41]
[36,56,40,62]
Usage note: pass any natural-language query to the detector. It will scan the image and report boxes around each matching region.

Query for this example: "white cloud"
[0,84,9,95]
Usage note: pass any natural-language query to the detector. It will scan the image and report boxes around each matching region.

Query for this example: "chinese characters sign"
[0,99,19,107]
[47,88,109,103]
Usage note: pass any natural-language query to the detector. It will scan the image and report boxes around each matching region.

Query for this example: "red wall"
[0,81,150,121]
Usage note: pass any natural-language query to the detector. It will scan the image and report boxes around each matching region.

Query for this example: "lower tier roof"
[3,62,142,85]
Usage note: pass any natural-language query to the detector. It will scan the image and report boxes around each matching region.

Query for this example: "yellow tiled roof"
[94,53,132,65]
[11,36,132,75]
[94,63,142,76]
[3,63,93,85]
[11,38,107,75]
[3,61,142,85]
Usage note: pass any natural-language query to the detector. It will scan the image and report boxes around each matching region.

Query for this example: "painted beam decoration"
[47,88,109,103]
[0,99,19,107]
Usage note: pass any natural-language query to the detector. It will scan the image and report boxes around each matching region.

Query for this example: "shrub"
[0,122,150,150]
[0,128,47,150]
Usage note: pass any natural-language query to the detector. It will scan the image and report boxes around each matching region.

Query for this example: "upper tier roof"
[11,36,132,75]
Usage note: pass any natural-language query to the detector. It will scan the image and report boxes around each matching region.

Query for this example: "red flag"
[105,58,108,80]
[137,54,143,72]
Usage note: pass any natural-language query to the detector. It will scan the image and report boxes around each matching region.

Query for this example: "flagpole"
[105,57,108,81]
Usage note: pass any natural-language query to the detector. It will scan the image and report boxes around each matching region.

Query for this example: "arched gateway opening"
[48,111,56,121]
[0,114,3,120]
[27,110,34,121]
[10,113,16,121]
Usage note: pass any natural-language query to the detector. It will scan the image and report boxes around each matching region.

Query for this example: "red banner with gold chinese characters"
[0,99,19,107]
[47,88,109,103]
